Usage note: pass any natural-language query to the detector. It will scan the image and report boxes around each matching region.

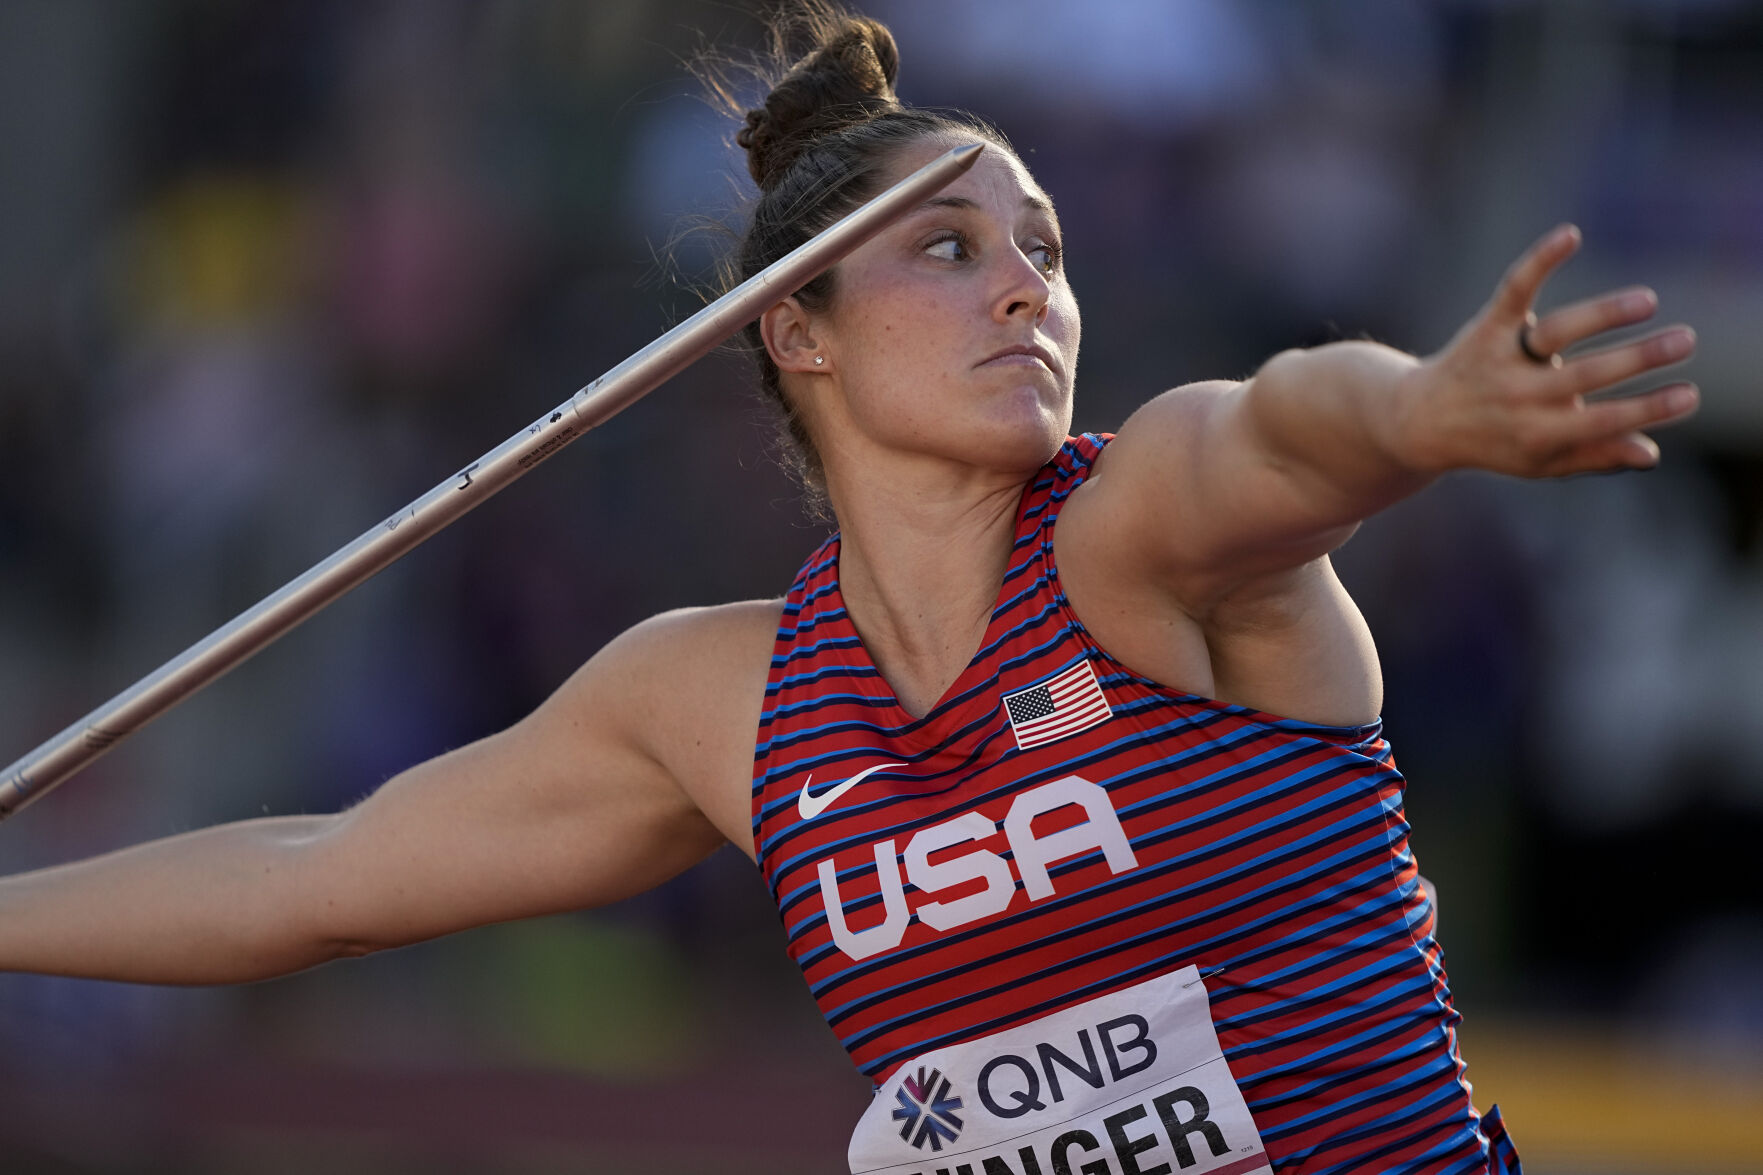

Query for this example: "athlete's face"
[799,137,1080,479]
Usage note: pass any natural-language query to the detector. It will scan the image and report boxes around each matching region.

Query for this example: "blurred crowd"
[1,1,1759,1171]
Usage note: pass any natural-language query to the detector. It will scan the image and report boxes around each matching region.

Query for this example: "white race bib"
[848,967,1272,1175]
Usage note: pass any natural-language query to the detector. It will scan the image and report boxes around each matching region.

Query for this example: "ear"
[759,296,828,375]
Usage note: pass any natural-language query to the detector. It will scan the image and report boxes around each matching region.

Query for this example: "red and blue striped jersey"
[751,434,1521,1174]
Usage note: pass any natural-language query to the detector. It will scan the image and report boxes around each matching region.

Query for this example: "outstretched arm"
[0,609,749,985]
[1097,225,1699,614]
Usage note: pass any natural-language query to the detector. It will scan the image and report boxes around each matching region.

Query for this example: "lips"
[978,342,1060,375]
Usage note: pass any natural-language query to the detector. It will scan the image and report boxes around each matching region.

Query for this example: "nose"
[993,248,1051,327]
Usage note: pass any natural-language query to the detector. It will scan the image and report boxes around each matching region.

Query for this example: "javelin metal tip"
[950,142,985,167]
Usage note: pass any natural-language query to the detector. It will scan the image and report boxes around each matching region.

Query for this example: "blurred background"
[1,0,1759,1171]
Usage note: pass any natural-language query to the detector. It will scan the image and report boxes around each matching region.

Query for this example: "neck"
[824,451,1031,720]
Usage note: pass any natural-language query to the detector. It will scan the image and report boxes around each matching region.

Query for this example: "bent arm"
[1095,227,1697,614]
[1101,346,1427,603]
[0,613,731,985]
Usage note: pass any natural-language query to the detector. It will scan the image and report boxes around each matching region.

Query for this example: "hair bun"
[737,14,902,190]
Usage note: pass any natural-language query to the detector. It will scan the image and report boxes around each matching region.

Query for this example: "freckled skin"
[0,125,1698,1002]
[743,137,1089,719]
[793,136,1081,489]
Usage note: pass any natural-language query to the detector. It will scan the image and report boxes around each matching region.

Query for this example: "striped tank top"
[752,434,1521,1174]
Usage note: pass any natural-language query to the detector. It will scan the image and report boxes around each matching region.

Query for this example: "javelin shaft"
[0,143,984,822]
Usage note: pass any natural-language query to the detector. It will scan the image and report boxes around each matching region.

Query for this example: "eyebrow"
[918,194,1058,216]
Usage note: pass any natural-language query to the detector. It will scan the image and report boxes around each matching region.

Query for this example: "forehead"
[887,133,1055,220]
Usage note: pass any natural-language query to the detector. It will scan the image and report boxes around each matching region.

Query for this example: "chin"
[971,398,1071,473]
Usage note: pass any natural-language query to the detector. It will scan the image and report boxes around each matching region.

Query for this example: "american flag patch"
[1001,660,1112,751]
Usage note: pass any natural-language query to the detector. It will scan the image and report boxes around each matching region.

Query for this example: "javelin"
[0,143,985,823]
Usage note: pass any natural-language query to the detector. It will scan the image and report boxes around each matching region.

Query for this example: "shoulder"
[589,598,784,753]
[1057,387,1383,725]
[1087,379,1243,490]
[1058,382,1243,597]
[610,598,786,666]
[572,599,785,856]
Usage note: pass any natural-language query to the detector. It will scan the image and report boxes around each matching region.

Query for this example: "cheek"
[1053,288,1080,343]
[855,287,963,368]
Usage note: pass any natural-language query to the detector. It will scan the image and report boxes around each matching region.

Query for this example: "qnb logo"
[976,1014,1158,1120]
[893,1066,965,1151]
[816,775,1138,961]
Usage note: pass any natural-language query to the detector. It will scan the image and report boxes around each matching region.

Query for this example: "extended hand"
[1397,225,1698,476]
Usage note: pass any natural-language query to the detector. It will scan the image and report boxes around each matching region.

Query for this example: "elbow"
[1239,348,1314,469]
[331,938,382,961]
[299,920,401,966]
[1248,339,1409,409]
[1245,347,1310,404]
[279,813,399,965]
[296,894,403,964]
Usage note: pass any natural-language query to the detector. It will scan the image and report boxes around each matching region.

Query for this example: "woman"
[0,9,1697,1173]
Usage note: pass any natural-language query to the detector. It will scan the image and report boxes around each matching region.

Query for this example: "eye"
[924,233,970,263]
[1026,241,1060,276]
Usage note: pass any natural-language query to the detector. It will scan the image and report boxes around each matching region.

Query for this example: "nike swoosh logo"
[797,761,910,821]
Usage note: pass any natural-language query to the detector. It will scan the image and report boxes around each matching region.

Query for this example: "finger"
[1551,382,1699,454]
[1564,326,1696,396]
[1528,286,1657,355]
[1493,223,1582,322]
[1543,432,1661,476]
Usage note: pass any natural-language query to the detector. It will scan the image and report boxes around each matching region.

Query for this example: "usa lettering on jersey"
[816,776,1140,962]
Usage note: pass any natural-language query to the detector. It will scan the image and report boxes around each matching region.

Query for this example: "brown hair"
[704,3,1011,509]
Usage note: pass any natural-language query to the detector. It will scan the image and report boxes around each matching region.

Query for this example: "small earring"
[813,355,825,366]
